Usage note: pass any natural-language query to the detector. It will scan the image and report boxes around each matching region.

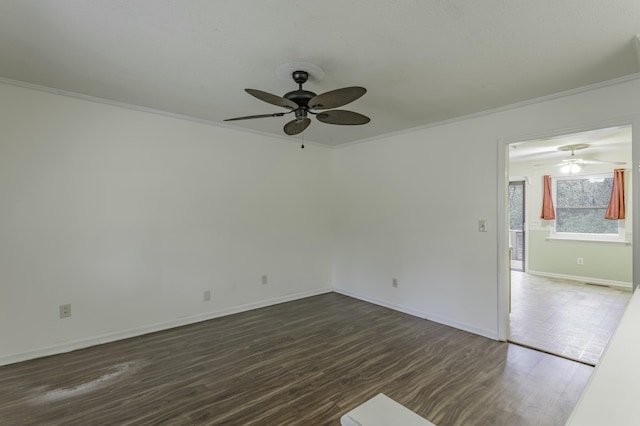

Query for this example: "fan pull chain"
[301,133,304,149]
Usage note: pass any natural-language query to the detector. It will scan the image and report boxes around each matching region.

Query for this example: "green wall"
[510,136,633,287]
[528,230,632,284]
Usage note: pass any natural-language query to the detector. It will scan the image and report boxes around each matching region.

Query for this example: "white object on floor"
[340,393,435,426]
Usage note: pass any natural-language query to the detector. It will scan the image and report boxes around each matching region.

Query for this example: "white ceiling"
[1,1,640,146]
[509,125,632,167]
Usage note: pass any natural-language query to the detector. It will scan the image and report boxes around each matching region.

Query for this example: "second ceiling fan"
[225,70,370,135]
[534,143,626,171]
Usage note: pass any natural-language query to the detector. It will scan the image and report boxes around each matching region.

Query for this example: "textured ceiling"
[1,1,639,146]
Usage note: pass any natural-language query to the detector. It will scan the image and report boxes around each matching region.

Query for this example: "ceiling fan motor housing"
[284,71,317,109]
[284,89,316,108]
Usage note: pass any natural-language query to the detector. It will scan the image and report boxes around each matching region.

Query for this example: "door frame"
[496,117,640,341]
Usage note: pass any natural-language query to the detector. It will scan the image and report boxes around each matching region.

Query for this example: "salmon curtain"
[540,175,555,220]
[605,168,625,220]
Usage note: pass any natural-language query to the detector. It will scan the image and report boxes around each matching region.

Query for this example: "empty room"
[2,2,640,425]
[507,126,633,366]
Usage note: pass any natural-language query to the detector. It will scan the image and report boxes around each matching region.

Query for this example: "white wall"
[3,75,640,365]
[332,76,640,339]
[332,116,503,337]
[0,82,334,364]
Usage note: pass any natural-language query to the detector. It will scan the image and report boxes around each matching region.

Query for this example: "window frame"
[550,172,625,242]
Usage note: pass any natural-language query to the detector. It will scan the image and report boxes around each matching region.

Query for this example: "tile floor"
[509,271,632,365]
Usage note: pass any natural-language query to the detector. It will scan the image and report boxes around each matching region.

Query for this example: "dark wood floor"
[0,293,593,425]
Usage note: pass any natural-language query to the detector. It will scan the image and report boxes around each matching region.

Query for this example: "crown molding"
[2,72,640,150]
[0,76,330,150]
[335,72,640,149]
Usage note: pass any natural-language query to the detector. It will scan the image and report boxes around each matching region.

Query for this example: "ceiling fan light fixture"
[561,163,581,174]
[294,109,308,122]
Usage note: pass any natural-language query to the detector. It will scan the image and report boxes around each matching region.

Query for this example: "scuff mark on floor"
[29,359,147,404]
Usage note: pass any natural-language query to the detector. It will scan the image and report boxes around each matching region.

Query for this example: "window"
[509,182,524,232]
[552,173,622,240]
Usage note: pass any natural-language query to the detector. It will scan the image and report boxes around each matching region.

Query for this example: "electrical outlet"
[59,304,71,318]
[479,219,488,232]
[203,290,211,302]
[392,278,398,288]
[577,258,584,265]
[262,275,268,285]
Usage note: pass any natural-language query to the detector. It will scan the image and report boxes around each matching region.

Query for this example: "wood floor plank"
[0,293,592,425]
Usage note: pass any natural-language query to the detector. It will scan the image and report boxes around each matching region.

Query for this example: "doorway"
[504,124,633,365]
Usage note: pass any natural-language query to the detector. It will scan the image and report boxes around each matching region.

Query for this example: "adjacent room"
[2,2,640,425]
[507,126,633,365]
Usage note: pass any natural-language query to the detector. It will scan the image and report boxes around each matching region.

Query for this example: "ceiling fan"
[534,143,626,172]
[224,70,370,136]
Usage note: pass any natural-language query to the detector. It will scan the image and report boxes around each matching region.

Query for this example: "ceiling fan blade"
[316,110,370,125]
[245,89,298,110]
[534,158,627,168]
[308,87,366,110]
[284,118,311,135]
[224,112,286,121]
[575,159,626,165]
[533,163,563,167]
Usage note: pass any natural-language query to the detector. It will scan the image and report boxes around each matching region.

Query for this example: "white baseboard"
[527,270,633,289]
[333,287,499,340]
[0,287,333,366]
